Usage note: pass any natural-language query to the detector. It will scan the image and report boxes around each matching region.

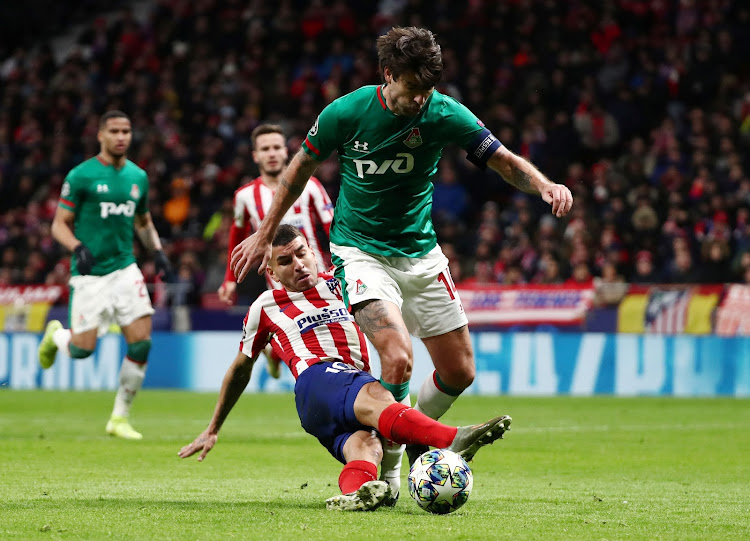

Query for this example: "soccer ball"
[407,449,473,514]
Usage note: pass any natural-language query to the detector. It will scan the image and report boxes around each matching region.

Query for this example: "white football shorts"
[68,263,155,335]
[330,243,467,338]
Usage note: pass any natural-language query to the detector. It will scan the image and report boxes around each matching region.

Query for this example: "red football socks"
[377,403,458,448]
[338,460,378,494]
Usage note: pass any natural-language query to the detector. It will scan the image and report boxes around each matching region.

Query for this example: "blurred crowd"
[2,0,750,306]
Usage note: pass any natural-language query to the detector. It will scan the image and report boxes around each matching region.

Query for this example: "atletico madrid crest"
[404,128,423,148]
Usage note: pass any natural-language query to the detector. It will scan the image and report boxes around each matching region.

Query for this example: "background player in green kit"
[230,27,574,500]
[37,110,173,440]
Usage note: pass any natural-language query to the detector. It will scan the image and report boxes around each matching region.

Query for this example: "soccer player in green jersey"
[230,27,573,501]
[37,110,173,440]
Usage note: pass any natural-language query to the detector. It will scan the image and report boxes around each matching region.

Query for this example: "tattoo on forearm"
[354,300,404,339]
[510,165,534,193]
[280,177,304,196]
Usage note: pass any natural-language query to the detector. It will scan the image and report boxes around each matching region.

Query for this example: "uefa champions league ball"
[407,449,473,514]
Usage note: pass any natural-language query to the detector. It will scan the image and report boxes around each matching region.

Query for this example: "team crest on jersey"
[355,279,368,295]
[326,278,341,296]
[403,128,423,148]
[130,184,140,200]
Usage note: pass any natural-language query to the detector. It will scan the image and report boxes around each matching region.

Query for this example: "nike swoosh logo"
[279,305,292,313]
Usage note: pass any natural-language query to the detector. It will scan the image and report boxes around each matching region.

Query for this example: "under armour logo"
[97,184,109,193]
[353,141,369,152]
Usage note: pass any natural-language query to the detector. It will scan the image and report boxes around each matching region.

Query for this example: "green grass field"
[1,391,749,540]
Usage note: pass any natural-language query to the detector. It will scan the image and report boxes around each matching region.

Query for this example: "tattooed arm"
[487,146,574,218]
[231,149,321,282]
[178,351,257,461]
[256,149,320,243]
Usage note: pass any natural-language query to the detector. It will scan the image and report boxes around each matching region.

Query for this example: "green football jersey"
[59,156,149,276]
[302,85,486,257]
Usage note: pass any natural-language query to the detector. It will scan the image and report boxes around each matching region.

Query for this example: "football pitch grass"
[1,391,748,540]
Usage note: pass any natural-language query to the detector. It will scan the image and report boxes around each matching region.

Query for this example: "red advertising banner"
[715,284,750,336]
[457,284,595,326]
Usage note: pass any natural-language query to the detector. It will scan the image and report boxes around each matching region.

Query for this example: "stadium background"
[2,0,750,396]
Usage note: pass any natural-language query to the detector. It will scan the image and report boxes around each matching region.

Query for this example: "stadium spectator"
[630,250,661,284]
[0,0,749,298]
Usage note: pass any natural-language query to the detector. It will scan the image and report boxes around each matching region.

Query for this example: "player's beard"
[261,164,284,176]
[107,144,129,158]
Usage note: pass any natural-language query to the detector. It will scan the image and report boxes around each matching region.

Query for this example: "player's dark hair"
[252,124,285,147]
[376,26,443,89]
[99,110,130,128]
[272,224,303,247]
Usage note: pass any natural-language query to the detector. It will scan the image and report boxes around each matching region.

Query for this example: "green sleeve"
[136,172,149,215]
[440,96,486,149]
[302,100,341,161]
[59,168,83,212]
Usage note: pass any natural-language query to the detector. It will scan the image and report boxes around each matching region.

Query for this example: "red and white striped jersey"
[240,274,370,378]
[225,176,334,289]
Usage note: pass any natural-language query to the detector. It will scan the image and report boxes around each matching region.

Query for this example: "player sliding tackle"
[180,225,511,511]
[230,26,572,502]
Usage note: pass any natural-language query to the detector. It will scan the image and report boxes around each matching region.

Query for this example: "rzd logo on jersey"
[353,153,414,178]
[100,201,136,218]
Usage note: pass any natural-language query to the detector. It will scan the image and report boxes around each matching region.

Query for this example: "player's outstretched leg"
[38,320,63,369]
[447,415,512,462]
[325,480,389,511]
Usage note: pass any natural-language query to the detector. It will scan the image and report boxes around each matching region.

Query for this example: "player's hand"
[74,243,95,275]
[540,183,574,218]
[218,281,237,305]
[178,429,218,462]
[154,250,174,282]
[230,232,272,283]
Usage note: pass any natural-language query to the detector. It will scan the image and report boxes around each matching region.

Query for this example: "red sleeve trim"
[304,136,320,156]
[59,198,75,208]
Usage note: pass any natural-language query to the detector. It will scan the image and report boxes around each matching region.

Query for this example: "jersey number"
[325,361,356,374]
[135,279,147,298]
[437,269,458,300]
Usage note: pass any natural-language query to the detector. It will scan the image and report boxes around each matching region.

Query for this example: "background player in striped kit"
[37,110,173,440]
[218,124,333,299]
[218,124,334,378]
[180,225,511,511]
[230,27,573,501]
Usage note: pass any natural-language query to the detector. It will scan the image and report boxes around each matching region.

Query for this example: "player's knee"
[126,339,152,364]
[380,349,413,380]
[68,344,95,359]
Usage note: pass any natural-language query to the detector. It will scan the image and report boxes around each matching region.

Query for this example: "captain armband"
[465,128,503,169]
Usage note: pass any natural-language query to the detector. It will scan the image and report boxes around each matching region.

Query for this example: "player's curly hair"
[376,26,443,89]
[272,224,303,247]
